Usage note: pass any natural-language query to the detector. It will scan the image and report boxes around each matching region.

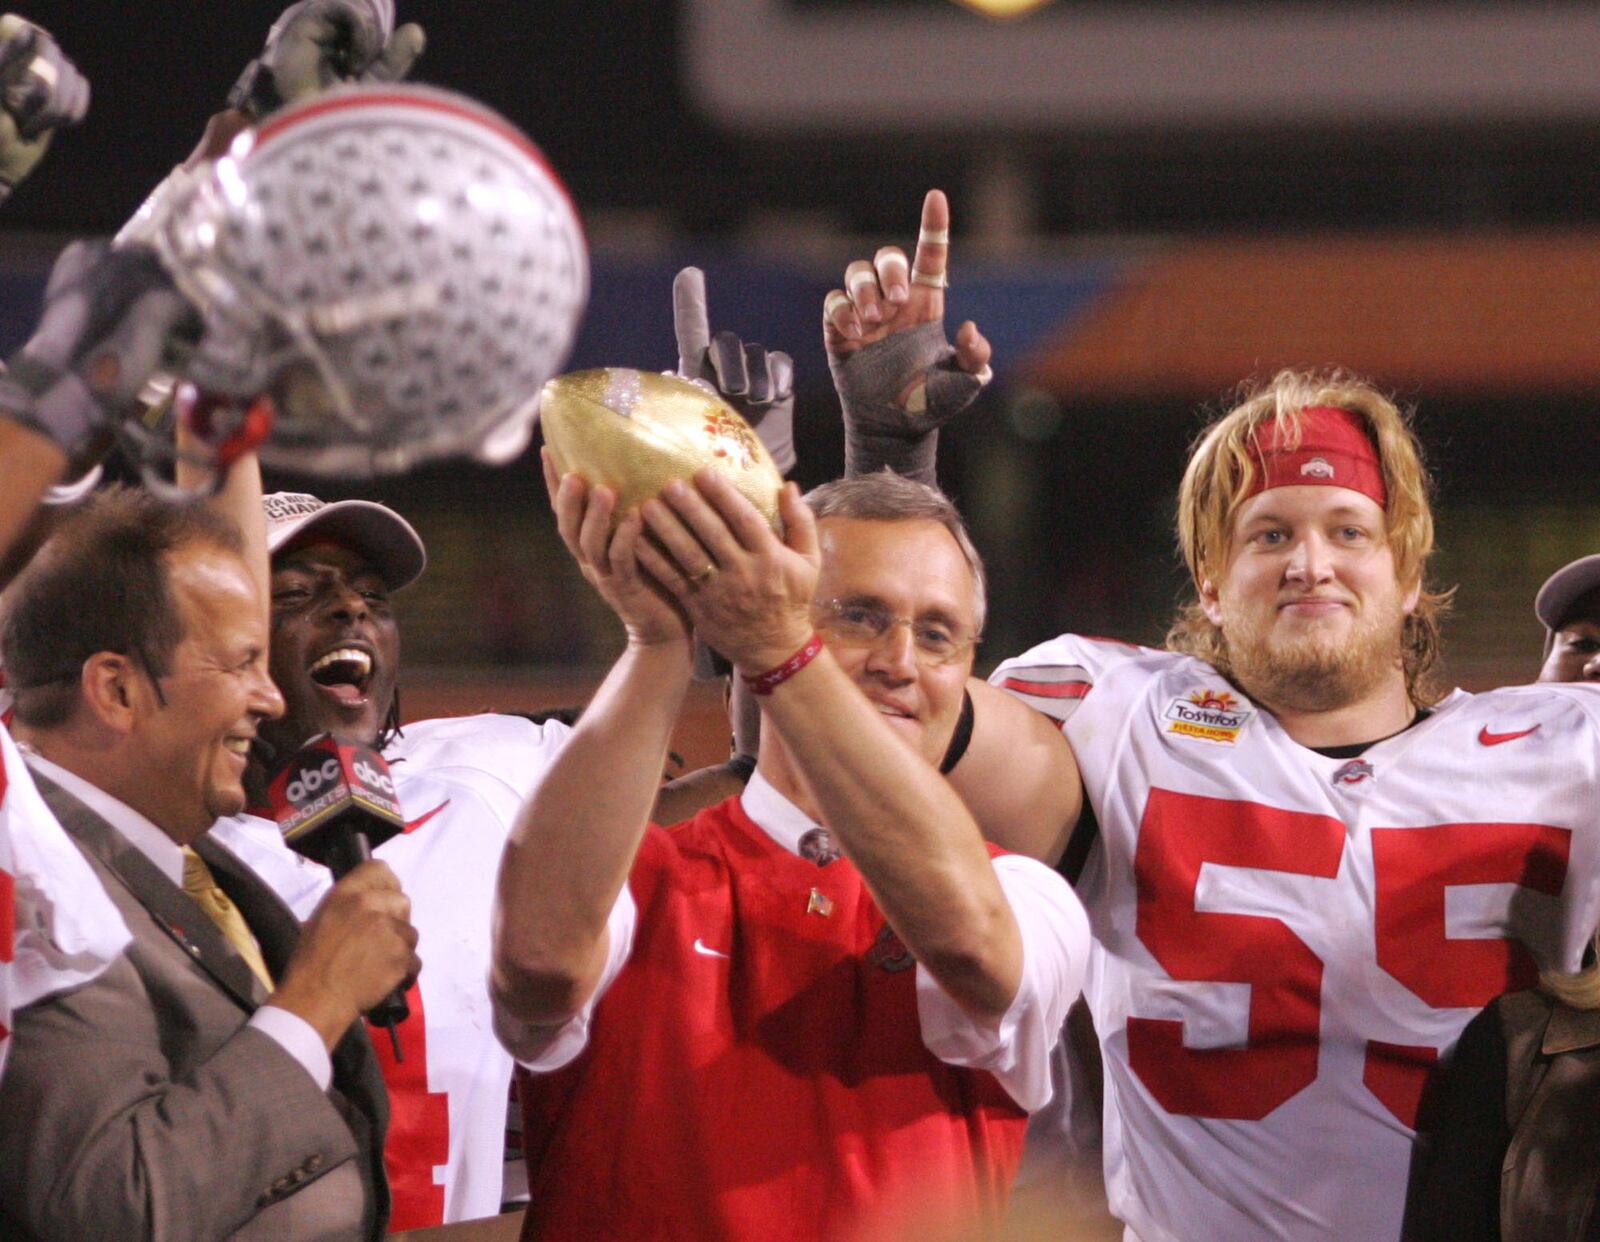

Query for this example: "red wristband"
[742,633,824,696]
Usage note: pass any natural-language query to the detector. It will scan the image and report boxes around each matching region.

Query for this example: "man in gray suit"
[0,488,420,1241]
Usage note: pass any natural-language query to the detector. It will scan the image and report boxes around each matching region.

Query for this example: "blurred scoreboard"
[684,0,1600,132]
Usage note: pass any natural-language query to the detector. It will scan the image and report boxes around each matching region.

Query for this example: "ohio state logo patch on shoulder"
[1165,688,1254,745]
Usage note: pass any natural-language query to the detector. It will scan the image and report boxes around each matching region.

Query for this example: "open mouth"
[308,646,374,706]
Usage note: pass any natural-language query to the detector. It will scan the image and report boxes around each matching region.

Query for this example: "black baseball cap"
[1535,554,1600,636]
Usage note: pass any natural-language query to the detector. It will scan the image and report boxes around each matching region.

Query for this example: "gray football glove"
[228,0,425,119]
[673,266,797,685]
[0,15,89,202]
[673,266,796,476]
[0,241,201,470]
[828,320,987,486]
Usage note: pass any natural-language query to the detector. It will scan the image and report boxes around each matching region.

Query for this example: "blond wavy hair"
[1542,935,1600,1011]
[1165,369,1453,706]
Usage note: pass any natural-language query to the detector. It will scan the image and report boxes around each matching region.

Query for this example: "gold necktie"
[181,846,274,989]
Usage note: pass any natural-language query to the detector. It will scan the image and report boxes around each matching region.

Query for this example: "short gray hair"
[803,471,987,634]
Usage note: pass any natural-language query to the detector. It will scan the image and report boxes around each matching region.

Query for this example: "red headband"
[1245,406,1387,507]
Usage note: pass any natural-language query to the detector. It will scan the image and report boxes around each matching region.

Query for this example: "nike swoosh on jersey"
[692,938,730,959]
[1478,724,1541,746]
[404,800,451,833]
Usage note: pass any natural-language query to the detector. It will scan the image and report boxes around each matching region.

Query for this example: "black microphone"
[267,732,411,1059]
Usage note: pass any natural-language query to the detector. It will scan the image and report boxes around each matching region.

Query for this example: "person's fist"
[229,0,426,118]
[275,860,421,1043]
[0,15,90,199]
[0,241,201,470]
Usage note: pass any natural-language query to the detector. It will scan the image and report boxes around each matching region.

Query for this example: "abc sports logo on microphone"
[349,754,398,801]
[275,733,404,844]
[284,755,343,806]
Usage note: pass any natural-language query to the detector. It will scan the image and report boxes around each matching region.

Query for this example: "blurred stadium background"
[8,0,1600,763]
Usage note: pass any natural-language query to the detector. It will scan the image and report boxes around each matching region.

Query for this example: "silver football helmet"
[134,83,588,476]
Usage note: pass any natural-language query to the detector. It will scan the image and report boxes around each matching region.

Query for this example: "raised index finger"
[672,266,712,375]
[909,189,950,285]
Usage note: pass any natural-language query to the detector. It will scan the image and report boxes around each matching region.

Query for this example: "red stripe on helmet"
[252,89,583,234]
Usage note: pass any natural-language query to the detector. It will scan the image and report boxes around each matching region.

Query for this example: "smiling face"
[259,540,401,760]
[806,517,979,765]
[128,542,284,842]
[1540,585,1600,683]
[1201,485,1419,713]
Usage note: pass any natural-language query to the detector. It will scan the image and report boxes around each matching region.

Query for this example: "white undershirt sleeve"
[249,1005,333,1090]
[915,854,1090,1111]
[494,881,638,1072]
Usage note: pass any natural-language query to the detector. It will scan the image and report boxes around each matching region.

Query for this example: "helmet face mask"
[145,83,588,477]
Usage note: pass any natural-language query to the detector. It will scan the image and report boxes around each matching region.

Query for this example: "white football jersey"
[0,723,130,1082]
[212,712,571,1227]
[993,636,1600,1242]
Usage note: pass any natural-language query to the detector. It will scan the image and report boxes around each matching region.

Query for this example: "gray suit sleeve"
[0,955,364,1242]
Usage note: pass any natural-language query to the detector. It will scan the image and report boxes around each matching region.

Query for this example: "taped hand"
[822,190,992,485]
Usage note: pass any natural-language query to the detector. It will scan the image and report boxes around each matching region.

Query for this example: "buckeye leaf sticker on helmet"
[540,368,783,526]
[144,83,588,477]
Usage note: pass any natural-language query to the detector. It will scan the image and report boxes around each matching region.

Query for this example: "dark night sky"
[5,2,703,235]
[13,2,1600,239]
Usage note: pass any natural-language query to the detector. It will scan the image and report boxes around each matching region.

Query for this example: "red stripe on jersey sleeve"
[1000,677,1091,700]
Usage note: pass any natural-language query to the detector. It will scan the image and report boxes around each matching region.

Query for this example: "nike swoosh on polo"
[1478,725,1541,747]
[692,938,730,960]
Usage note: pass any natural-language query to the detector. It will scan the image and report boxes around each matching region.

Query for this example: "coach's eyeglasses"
[812,597,979,667]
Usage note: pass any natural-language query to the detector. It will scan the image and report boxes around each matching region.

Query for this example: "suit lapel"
[32,771,268,1012]
[30,768,393,1231]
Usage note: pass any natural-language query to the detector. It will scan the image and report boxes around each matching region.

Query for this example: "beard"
[1220,596,1407,713]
